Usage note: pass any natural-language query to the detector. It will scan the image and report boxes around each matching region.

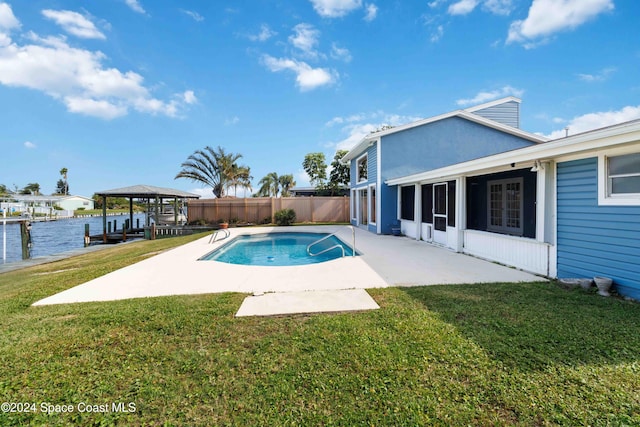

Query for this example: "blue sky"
[0,0,638,198]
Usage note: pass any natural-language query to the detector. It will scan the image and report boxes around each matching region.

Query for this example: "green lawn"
[1,235,639,426]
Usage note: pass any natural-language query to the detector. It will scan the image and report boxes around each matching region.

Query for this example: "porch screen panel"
[421,184,433,223]
[434,185,446,215]
[447,180,456,227]
[400,186,415,221]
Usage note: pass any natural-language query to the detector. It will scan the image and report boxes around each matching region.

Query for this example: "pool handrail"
[209,228,230,243]
[306,227,356,258]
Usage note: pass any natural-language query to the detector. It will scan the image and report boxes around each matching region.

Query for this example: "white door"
[433,183,447,245]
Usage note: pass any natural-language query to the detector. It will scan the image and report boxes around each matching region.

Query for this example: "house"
[342,97,548,236]
[4,195,94,214]
[384,116,640,300]
[289,186,349,197]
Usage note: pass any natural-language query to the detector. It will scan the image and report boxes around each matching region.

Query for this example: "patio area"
[32,225,546,310]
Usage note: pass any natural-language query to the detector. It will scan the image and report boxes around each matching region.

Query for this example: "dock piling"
[84,224,90,247]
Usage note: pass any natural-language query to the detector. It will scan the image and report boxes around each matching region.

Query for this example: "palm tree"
[257,172,280,197]
[175,146,247,198]
[231,165,253,197]
[279,174,296,197]
[59,168,68,195]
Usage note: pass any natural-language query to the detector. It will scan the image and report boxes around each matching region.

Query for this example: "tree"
[0,184,8,196]
[59,167,68,195]
[21,183,41,195]
[229,164,252,197]
[303,152,327,189]
[279,174,296,197]
[54,179,68,195]
[175,146,248,198]
[257,172,280,197]
[329,149,350,187]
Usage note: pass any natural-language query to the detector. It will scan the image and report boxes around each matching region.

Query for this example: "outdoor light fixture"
[530,160,545,172]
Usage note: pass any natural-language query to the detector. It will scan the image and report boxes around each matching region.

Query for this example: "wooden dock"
[89,225,215,244]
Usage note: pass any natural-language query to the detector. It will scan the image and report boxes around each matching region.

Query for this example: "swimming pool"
[199,232,355,266]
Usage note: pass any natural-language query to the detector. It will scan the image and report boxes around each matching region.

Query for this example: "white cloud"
[507,0,614,46]
[483,0,513,15]
[262,55,336,91]
[124,0,146,14]
[456,85,524,106]
[329,112,421,151]
[430,25,444,43]
[24,141,36,149]
[364,4,378,21]
[65,96,127,119]
[546,105,640,139]
[578,67,616,82]
[289,23,320,58]
[181,9,204,22]
[0,5,194,120]
[309,0,363,18]
[248,24,276,42]
[42,10,105,40]
[0,2,20,31]
[448,0,479,15]
[225,116,240,125]
[330,43,352,62]
[182,90,197,104]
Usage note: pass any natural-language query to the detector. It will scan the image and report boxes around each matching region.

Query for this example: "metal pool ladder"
[306,226,356,258]
[209,228,230,243]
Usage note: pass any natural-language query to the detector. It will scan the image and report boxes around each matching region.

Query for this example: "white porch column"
[455,176,466,252]
[535,165,547,243]
[414,183,421,241]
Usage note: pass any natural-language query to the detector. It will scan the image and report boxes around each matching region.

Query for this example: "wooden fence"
[187,197,350,224]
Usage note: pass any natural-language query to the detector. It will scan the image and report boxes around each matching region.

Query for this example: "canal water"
[1,214,146,264]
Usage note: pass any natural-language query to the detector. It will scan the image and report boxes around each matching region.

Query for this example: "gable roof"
[94,184,200,199]
[341,97,548,163]
[386,118,640,186]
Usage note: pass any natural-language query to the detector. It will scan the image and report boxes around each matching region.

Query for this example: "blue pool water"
[200,232,354,266]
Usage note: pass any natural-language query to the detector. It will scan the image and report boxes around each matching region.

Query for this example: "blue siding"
[557,157,640,299]
[472,100,520,128]
[380,116,535,182]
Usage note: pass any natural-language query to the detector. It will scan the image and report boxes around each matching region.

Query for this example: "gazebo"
[94,184,200,242]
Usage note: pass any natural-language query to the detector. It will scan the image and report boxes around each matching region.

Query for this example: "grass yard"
[1,235,639,426]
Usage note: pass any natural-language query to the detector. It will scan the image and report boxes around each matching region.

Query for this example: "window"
[369,185,376,224]
[351,190,356,220]
[487,178,523,235]
[357,154,368,182]
[608,152,640,195]
[400,186,415,221]
[359,189,368,226]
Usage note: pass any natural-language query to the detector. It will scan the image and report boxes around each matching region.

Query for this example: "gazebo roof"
[94,184,200,199]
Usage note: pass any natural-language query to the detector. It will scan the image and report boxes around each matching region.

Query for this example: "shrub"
[274,209,296,226]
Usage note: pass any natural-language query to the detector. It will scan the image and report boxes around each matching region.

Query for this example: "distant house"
[289,187,349,197]
[342,97,547,235]
[6,195,94,213]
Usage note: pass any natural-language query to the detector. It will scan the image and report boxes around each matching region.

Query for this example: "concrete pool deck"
[32,225,547,314]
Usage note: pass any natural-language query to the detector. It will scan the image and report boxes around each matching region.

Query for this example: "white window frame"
[356,153,368,183]
[486,177,524,236]
[598,148,640,206]
[368,184,377,225]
